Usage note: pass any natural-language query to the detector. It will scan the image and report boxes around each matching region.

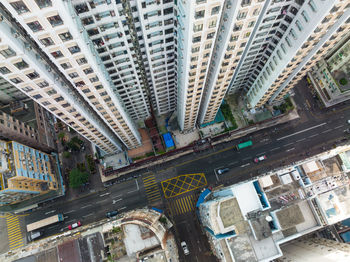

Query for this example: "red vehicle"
[68,221,81,230]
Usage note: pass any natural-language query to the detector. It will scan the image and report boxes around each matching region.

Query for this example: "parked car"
[68,221,81,230]
[181,241,189,255]
[106,210,118,218]
[254,155,267,163]
[217,167,229,175]
[27,231,42,242]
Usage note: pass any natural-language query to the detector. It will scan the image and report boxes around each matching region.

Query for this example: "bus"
[26,214,64,232]
[236,140,253,150]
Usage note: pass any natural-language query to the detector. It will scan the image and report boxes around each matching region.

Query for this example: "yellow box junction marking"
[161,173,207,198]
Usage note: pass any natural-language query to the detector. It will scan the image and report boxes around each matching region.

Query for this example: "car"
[254,155,267,163]
[217,167,229,175]
[68,221,81,230]
[345,128,350,134]
[181,241,189,255]
[348,120,350,124]
[27,231,42,242]
[106,210,118,218]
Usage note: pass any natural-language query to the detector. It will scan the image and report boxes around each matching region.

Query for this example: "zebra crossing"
[6,214,24,250]
[168,194,196,216]
[142,173,162,203]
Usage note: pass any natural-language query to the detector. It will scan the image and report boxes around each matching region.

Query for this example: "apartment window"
[285,37,292,47]
[208,20,217,29]
[193,24,203,32]
[240,42,246,48]
[211,6,220,15]
[237,11,247,20]
[301,11,309,23]
[83,68,93,74]
[37,80,49,87]
[34,0,52,9]
[58,32,73,42]
[248,21,255,28]
[76,57,87,65]
[68,45,81,54]
[11,77,23,84]
[47,15,63,27]
[289,29,297,40]
[195,10,205,19]
[281,43,286,54]
[192,36,201,43]
[14,60,29,70]
[51,50,63,58]
[68,72,79,78]
[40,37,54,46]
[207,32,215,39]
[308,0,317,13]
[26,71,40,79]
[295,20,303,31]
[192,46,200,53]
[164,7,173,15]
[61,62,72,69]
[27,21,43,32]
[0,67,11,74]
[11,1,29,14]
[277,50,282,60]
[0,47,16,58]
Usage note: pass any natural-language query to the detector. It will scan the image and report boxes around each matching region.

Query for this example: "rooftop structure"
[0,140,60,206]
[198,143,350,261]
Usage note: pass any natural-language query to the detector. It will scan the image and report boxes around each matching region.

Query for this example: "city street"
[7,82,350,260]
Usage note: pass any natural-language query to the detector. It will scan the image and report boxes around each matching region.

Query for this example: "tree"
[58,132,65,140]
[69,168,89,188]
[62,151,71,159]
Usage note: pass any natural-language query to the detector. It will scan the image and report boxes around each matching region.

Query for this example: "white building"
[198,144,350,261]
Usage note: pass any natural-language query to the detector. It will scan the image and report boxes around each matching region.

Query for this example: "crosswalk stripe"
[8,228,21,236]
[9,236,23,243]
[177,199,184,214]
[7,223,20,230]
[148,194,161,200]
[143,176,156,182]
[9,242,24,248]
[184,197,191,212]
[143,179,156,186]
[182,198,189,213]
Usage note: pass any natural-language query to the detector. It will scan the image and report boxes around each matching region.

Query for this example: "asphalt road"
[23,79,350,261]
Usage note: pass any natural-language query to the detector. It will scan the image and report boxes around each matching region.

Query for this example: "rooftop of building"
[199,144,350,261]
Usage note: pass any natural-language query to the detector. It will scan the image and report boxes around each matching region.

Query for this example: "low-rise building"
[198,144,350,261]
[0,140,61,206]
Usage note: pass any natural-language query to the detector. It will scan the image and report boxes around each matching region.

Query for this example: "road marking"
[83,213,93,218]
[322,129,332,133]
[240,163,250,167]
[112,198,123,204]
[308,133,319,138]
[286,148,295,152]
[45,210,56,215]
[296,138,306,142]
[334,125,344,129]
[283,142,294,147]
[118,207,127,211]
[112,194,122,198]
[65,219,74,224]
[81,204,92,209]
[257,152,266,155]
[270,147,280,151]
[276,122,327,141]
[99,192,110,197]
[242,157,250,161]
[95,199,109,204]
[65,210,75,214]
[214,169,219,181]
[127,189,138,194]
[228,161,238,166]
[136,179,139,190]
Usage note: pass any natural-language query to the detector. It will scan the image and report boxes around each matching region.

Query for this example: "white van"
[28,231,42,241]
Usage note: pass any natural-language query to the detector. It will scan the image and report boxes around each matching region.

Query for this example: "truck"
[26,214,64,232]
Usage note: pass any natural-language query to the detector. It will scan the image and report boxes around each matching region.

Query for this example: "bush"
[146,152,155,157]
[85,154,96,173]
[77,162,86,172]
[220,104,238,129]
[69,168,89,188]
[58,132,65,140]
[159,216,167,226]
[339,78,348,86]
[112,227,121,234]
[63,151,71,159]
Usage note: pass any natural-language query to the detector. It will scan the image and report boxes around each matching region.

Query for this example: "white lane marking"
[65,219,74,224]
[136,180,139,190]
[308,134,319,138]
[214,169,219,182]
[257,152,266,155]
[270,147,280,151]
[240,163,250,168]
[81,204,92,209]
[242,157,250,161]
[99,192,110,197]
[334,125,344,129]
[65,210,75,214]
[127,189,138,194]
[118,207,127,211]
[228,161,238,166]
[45,210,55,215]
[283,142,294,147]
[95,199,109,204]
[112,199,123,204]
[277,122,327,140]
[286,148,295,152]
[322,129,332,133]
[112,194,122,199]
[296,138,306,142]
[83,213,93,218]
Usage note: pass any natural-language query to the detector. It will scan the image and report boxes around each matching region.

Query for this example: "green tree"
[58,132,65,140]
[69,168,89,188]
[62,151,71,158]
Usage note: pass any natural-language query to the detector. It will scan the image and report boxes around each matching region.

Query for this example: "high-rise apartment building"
[0,0,142,153]
[179,0,350,129]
